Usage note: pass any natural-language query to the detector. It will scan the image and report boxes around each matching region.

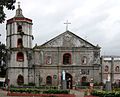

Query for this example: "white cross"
[64,20,71,31]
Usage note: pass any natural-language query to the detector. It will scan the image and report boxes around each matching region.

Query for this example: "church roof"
[34,30,100,49]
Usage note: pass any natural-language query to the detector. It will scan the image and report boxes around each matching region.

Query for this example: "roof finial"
[15,2,24,17]
[18,2,20,8]
[64,20,71,31]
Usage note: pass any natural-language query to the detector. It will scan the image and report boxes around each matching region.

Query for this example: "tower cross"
[64,20,71,31]
[18,2,20,8]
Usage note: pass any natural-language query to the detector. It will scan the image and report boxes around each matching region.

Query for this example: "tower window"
[17,25,22,32]
[17,38,23,48]
[17,52,24,62]
[63,53,71,64]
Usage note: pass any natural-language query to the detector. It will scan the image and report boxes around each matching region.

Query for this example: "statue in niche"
[82,56,87,65]
[94,51,100,64]
[46,56,52,64]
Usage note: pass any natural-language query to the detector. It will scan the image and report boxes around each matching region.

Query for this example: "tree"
[0,43,7,77]
[0,0,16,23]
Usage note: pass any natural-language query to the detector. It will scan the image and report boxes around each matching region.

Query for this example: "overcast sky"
[1,0,120,55]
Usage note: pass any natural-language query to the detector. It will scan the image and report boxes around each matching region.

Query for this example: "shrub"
[28,82,35,86]
[91,90,120,97]
[10,85,15,88]
[43,90,69,94]
[81,82,89,86]
[10,87,68,94]
[94,82,99,86]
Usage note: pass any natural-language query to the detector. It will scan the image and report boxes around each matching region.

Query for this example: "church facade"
[6,3,101,88]
[33,31,101,88]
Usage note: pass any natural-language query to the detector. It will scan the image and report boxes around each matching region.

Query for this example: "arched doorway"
[81,76,88,86]
[66,73,72,89]
[46,76,52,85]
[81,76,87,82]
[17,74,24,85]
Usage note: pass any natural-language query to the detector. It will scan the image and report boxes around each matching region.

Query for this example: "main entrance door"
[66,73,72,89]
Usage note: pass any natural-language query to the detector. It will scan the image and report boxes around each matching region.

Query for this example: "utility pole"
[0,47,1,67]
[111,57,114,85]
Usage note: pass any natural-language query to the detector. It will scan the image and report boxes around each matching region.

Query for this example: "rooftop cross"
[64,20,71,31]
[18,2,20,8]
[15,2,24,17]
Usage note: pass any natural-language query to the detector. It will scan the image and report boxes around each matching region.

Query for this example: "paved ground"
[0,89,8,97]
[70,89,84,97]
[0,89,84,97]
[0,90,24,97]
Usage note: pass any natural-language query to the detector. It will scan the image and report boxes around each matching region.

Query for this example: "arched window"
[17,38,23,48]
[17,25,22,32]
[17,74,24,85]
[17,52,24,62]
[105,65,109,72]
[46,76,52,85]
[115,66,119,72]
[63,53,71,64]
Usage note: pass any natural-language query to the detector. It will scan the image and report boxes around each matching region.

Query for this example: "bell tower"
[6,2,33,86]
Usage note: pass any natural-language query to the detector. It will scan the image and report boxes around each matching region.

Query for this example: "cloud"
[1,0,120,55]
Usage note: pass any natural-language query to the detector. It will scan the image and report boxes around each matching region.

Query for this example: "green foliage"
[43,90,69,94]
[91,90,120,97]
[28,82,35,86]
[22,83,35,86]
[36,86,58,90]
[10,88,42,94]
[84,90,88,95]
[113,88,120,91]
[10,88,69,94]
[0,0,16,23]
[0,43,7,77]
[81,82,90,86]
[10,85,15,88]
[94,82,99,86]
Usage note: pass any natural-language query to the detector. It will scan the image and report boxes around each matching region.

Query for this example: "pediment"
[39,31,97,48]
